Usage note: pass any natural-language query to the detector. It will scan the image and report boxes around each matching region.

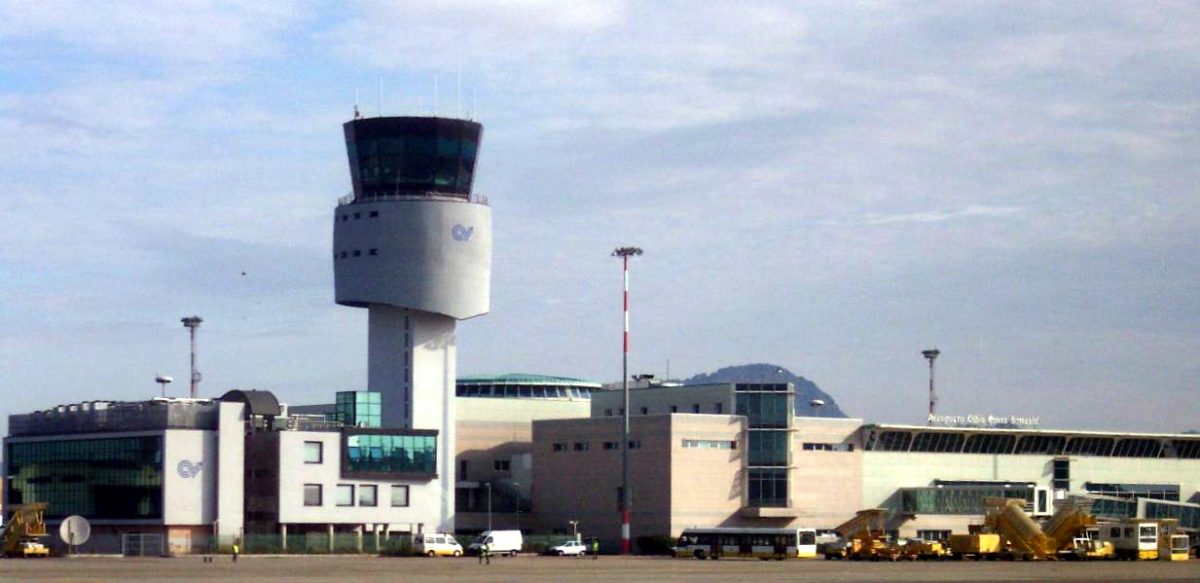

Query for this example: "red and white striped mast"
[612,246,642,555]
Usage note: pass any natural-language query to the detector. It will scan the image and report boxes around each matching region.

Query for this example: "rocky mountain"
[683,363,848,418]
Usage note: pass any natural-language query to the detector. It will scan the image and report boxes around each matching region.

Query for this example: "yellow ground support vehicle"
[1098,519,1162,560]
[2,503,51,558]
[948,533,1002,560]
[829,509,904,561]
[983,496,1098,560]
[1163,534,1189,561]
[901,539,951,560]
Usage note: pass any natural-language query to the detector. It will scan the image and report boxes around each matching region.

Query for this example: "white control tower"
[333,116,491,531]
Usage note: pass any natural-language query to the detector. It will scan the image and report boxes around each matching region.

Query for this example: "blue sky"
[1,1,1198,434]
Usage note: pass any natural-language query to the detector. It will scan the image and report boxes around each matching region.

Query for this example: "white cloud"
[865,205,1025,226]
[0,1,305,63]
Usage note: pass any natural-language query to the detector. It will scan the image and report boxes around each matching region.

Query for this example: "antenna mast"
[181,316,204,398]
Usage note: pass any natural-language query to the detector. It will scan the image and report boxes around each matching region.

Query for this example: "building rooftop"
[457,373,601,387]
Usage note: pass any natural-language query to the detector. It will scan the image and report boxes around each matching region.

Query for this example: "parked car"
[547,539,587,556]
[415,533,463,557]
[468,530,523,557]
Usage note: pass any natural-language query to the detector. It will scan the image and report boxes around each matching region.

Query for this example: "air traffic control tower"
[333,116,491,531]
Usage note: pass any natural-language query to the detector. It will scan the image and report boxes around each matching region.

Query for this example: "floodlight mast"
[611,245,642,555]
[922,348,940,421]
[181,316,203,398]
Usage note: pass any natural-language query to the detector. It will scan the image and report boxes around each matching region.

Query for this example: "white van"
[415,533,463,557]
[469,530,523,557]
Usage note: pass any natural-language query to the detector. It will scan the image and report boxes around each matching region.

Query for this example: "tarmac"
[1,554,1198,582]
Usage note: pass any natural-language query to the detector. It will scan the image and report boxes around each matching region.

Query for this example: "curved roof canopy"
[456,373,601,387]
[219,389,281,417]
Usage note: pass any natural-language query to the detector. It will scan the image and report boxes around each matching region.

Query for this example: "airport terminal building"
[532,383,1200,548]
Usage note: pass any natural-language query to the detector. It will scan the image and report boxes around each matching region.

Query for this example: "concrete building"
[332,116,492,532]
[453,374,596,531]
[289,374,598,533]
[532,382,1200,549]
[4,390,446,554]
[4,395,246,553]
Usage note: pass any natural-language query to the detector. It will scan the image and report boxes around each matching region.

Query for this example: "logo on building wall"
[177,460,203,479]
[451,224,474,242]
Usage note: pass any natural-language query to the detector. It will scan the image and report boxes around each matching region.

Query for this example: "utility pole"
[611,246,642,555]
[182,316,203,398]
[923,348,940,422]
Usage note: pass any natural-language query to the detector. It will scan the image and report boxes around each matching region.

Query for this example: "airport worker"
[232,538,240,562]
[591,537,599,560]
[479,540,491,565]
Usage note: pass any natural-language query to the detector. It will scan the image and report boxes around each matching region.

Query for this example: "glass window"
[304,484,323,506]
[337,484,355,506]
[305,441,323,464]
[359,485,378,507]
[391,485,410,507]
[748,468,788,507]
[345,433,437,475]
[5,436,164,520]
[749,430,789,466]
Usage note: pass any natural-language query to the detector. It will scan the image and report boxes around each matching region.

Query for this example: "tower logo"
[451,224,474,242]
[177,459,203,478]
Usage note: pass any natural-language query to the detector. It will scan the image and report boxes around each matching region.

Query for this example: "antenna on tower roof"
[433,74,439,116]
[456,65,462,119]
[354,89,361,119]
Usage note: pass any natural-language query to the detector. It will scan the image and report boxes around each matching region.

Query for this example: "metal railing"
[337,191,489,207]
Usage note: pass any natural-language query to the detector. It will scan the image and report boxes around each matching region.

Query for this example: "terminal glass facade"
[336,391,381,428]
[5,436,163,519]
[1144,500,1200,530]
[736,383,792,507]
[900,486,1033,514]
[345,433,436,475]
[1084,482,1180,501]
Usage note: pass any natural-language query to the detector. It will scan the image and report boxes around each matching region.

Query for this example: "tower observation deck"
[333,116,492,532]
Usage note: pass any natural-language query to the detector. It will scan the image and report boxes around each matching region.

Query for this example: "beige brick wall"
[534,414,747,545]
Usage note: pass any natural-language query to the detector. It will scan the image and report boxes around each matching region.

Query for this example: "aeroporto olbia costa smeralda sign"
[927,414,1042,429]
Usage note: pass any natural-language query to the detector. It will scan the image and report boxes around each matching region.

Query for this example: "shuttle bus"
[675,527,817,560]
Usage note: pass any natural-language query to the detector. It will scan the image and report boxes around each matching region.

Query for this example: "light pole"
[923,348,940,422]
[485,482,492,531]
[181,316,203,398]
[612,246,642,555]
[809,399,825,418]
[512,481,521,531]
[155,375,173,398]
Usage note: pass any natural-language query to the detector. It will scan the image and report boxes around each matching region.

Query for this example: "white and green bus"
[675,527,818,560]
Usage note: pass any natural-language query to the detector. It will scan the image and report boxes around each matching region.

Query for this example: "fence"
[122,533,165,557]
